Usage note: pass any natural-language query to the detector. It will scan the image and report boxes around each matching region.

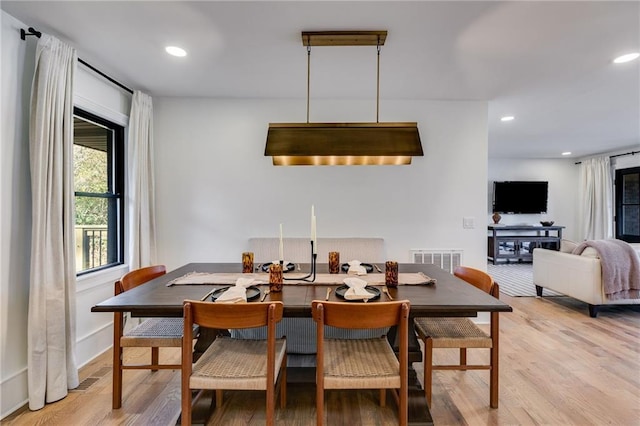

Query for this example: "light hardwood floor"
[4,294,639,425]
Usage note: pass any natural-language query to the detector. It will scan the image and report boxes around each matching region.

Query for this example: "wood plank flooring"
[3,294,639,425]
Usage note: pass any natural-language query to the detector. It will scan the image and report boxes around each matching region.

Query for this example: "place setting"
[199,277,263,303]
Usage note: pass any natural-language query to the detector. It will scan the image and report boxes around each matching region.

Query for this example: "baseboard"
[76,322,113,369]
[0,367,28,420]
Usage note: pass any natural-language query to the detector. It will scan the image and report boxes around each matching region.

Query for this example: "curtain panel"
[127,91,157,269]
[578,156,614,240]
[28,34,79,410]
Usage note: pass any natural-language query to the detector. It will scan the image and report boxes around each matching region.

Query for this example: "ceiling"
[3,1,639,159]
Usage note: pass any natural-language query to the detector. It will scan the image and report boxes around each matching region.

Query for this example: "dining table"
[92,262,512,425]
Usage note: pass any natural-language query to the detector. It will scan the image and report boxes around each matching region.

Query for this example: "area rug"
[487,262,560,297]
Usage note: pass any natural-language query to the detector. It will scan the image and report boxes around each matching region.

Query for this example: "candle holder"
[269,263,283,292]
[385,261,399,287]
[242,252,254,273]
[284,240,317,282]
[328,251,340,274]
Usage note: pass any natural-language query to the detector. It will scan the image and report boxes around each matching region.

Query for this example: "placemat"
[168,271,435,286]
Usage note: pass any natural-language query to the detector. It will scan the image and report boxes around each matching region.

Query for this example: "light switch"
[463,217,475,229]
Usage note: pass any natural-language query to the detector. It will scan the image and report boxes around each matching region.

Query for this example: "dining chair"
[414,266,500,408]
[181,300,287,426]
[112,265,189,409]
[312,300,410,426]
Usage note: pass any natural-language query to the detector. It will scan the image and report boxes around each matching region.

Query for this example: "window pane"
[623,174,639,204]
[74,144,108,193]
[74,196,118,271]
[623,206,640,237]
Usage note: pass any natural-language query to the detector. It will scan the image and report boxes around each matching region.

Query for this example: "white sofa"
[533,244,640,317]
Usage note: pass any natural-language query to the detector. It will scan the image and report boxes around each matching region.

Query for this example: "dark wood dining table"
[92,262,512,425]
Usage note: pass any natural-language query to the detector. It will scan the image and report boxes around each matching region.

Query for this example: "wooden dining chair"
[112,265,189,409]
[181,300,287,426]
[312,300,410,426]
[414,266,500,408]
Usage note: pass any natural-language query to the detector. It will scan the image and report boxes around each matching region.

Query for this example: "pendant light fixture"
[264,31,423,166]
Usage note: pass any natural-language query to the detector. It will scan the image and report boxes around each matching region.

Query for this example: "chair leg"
[267,389,276,426]
[151,347,159,372]
[181,378,192,426]
[400,384,408,426]
[280,355,287,409]
[113,312,124,409]
[490,347,498,408]
[460,348,467,366]
[216,389,223,409]
[316,388,324,426]
[379,389,386,407]
[424,338,433,406]
[267,383,274,426]
[209,389,217,413]
[490,311,499,408]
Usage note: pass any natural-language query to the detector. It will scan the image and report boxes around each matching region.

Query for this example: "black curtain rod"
[20,26,134,95]
[574,150,639,165]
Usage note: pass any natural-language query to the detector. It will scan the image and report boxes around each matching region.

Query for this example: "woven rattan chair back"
[312,300,410,426]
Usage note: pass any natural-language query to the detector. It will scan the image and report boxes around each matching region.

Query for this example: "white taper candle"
[279,223,284,261]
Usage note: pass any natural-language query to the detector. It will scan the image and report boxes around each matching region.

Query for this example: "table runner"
[167,272,435,286]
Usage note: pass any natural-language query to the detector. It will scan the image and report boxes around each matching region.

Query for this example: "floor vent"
[73,377,99,392]
[411,249,463,273]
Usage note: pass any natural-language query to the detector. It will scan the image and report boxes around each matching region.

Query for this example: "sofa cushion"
[560,239,578,253]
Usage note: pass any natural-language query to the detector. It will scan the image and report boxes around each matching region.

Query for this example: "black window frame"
[73,107,125,275]
[615,166,640,243]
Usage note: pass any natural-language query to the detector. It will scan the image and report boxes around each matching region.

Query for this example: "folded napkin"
[270,260,291,269]
[347,260,367,276]
[343,277,375,301]
[216,277,255,303]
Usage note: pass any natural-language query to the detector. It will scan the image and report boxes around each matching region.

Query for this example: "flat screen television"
[493,181,548,214]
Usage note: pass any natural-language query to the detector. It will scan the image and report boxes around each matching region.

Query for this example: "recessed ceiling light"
[613,52,639,64]
[561,151,572,156]
[165,46,187,57]
[500,116,515,122]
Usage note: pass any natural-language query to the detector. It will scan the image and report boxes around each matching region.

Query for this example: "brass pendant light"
[265,31,423,166]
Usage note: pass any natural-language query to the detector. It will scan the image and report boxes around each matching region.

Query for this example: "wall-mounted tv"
[493,181,548,214]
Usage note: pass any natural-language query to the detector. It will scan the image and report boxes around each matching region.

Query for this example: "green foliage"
[74,145,108,226]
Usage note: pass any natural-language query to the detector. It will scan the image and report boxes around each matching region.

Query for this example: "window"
[615,167,640,243]
[73,108,124,274]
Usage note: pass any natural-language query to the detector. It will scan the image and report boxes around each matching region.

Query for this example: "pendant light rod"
[307,44,311,123]
[376,37,381,123]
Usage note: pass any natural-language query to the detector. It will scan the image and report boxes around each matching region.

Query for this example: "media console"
[488,225,564,264]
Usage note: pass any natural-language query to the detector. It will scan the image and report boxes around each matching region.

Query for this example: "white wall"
[154,98,489,270]
[488,158,579,241]
[0,11,131,418]
[1,11,34,418]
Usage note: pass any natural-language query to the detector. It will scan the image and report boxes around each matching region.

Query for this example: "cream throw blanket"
[573,239,640,300]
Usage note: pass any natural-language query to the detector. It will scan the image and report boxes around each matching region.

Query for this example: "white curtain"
[28,34,79,410]
[127,91,157,269]
[578,156,613,240]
